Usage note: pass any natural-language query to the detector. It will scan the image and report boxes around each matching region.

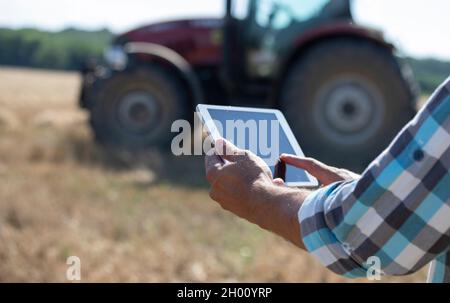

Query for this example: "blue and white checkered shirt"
[299,77,450,282]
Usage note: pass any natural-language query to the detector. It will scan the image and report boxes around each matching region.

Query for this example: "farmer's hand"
[205,138,309,248]
[280,154,360,186]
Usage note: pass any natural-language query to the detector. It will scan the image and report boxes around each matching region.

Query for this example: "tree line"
[0,27,112,70]
[0,27,448,94]
[406,57,450,94]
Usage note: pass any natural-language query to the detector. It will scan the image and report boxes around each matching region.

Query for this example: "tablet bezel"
[196,104,319,187]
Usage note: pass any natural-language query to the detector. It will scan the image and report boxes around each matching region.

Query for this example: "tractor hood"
[109,18,223,66]
[113,18,223,47]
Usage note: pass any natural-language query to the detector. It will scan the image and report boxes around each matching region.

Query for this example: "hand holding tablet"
[196,104,318,187]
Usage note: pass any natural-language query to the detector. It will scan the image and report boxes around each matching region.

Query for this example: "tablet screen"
[206,108,311,184]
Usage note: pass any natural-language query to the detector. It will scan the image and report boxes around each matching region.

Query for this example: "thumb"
[215,138,246,162]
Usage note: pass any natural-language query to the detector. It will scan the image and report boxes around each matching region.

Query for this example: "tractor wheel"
[90,66,188,149]
[280,39,416,171]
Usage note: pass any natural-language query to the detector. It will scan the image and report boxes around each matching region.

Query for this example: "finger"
[205,149,224,184]
[280,154,323,170]
[272,178,285,186]
[280,154,332,184]
[215,138,246,162]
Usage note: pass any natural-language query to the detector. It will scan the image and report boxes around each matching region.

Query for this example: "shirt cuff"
[298,183,367,278]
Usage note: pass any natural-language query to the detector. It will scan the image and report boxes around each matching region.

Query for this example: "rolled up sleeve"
[428,251,450,283]
[298,77,450,281]
[299,181,369,277]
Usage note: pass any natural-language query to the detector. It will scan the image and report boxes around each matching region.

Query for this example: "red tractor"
[80,0,418,169]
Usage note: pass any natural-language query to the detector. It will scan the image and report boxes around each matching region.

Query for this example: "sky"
[0,0,449,60]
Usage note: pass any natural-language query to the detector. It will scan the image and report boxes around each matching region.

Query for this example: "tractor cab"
[223,0,351,94]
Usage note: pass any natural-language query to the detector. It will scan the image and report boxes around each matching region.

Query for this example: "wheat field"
[0,67,428,282]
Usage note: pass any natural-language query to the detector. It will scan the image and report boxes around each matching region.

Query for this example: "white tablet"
[196,104,318,187]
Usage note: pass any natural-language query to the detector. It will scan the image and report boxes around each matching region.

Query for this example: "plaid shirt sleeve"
[299,76,450,282]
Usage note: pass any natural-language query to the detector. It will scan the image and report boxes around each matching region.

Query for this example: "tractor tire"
[90,66,188,150]
[280,39,416,171]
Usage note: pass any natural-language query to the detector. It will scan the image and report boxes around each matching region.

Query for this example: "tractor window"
[232,0,251,20]
[254,0,330,29]
[229,0,339,78]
